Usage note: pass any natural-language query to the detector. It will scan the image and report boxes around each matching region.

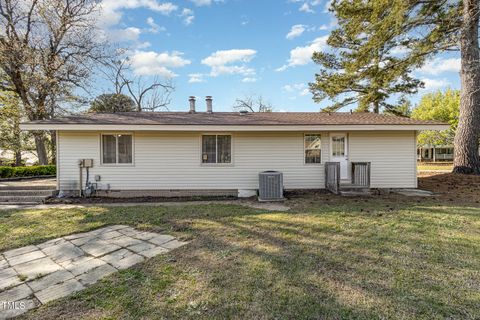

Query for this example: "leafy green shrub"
[0,165,56,178]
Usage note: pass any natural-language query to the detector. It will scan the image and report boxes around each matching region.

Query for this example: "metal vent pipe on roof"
[189,96,196,113]
[206,96,213,113]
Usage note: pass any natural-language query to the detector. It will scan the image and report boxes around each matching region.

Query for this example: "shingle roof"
[24,112,444,126]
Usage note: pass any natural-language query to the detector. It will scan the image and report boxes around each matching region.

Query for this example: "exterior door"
[331,133,348,179]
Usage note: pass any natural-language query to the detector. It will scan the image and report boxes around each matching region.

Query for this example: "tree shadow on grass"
[16,200,480,319]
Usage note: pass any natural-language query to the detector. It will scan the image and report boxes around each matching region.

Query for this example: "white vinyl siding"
[348,131,416,188]
[56,130,416,191]
[57,131,329,191]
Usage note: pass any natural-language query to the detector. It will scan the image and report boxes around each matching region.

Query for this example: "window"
[331,136,345,157]
[102,134,133,164]
[202,135,231,164]
[304,134,321,164]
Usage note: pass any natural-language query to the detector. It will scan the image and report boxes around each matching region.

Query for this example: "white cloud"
[300,88,310,96]
[277,35,328,71]
[286,24,306,40]
[418,58,461,75]
[189,0,223,6]
[202,49,257,77]
[319,17,337,30]
[421,78,449,91]
[130,50,191,77]
[289,0,324,13]
[188,73,205,83]
[242,77,257,83]
[323,0,333,12]
[209,65,255,77]
[299,3,314,13]
[108,27,142,41]
[146,17,166,33]
[99,0,178,28]
[180,8,195,25]
[136,41,152,49]
[283,83,310,96]
[283,83,305,92]
[390,45,410,55]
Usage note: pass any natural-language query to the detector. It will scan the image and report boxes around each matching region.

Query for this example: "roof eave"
[19,123,450,131]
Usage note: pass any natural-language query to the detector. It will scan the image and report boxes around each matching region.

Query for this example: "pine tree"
[312,0,480,174]
[309,1,422,113]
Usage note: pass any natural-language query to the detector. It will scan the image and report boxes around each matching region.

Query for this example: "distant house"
[21,97,448,197]
[417,144,480,162]
[417,145,454,162]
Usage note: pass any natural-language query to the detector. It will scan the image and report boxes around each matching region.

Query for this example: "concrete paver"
[128,242,156,254]
[149,235,175,246]
[101,249,144,270]
[3,246,38,260]
[64,257,107,276]
[80,240,121,257]
[13,257,62,280]
[76,264,117,286]
[41,242,84,263]
[159,240,188,250]
[27,269,75,292]
[110,235,144,247]
[34,279,84,304]
[0,284,32,303]
[0,257,8,270]
[6,250,45,266]
[0,225,187,319]
[139,246,169,258]
[0,299,36,319]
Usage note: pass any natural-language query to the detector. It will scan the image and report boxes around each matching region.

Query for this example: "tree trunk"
[33,132,49,165]
[49,130,56,164]
[453,0,480,174]
[14,151,22,166]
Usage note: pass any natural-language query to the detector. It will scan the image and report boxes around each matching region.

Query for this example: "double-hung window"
[304,134,322,164]
[102,134,133,164]
[202,134,231,164]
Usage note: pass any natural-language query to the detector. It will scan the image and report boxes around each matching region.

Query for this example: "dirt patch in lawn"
[418,172,480,204]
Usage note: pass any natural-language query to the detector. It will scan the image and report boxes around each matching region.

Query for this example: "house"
[20,96,448,197]
[417,145,454,162]
[417,144,480,162]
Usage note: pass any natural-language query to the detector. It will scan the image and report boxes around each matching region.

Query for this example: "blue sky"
[97,0,461,112]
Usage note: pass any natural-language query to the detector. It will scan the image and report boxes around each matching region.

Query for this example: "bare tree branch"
[102,57,174,112]
[233,95,273,112]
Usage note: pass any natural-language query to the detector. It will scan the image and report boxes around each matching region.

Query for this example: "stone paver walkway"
[0,225,187,319]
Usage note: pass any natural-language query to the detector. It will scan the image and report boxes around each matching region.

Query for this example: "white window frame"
[200,133,234,166]
[100,133,135,166]
[304,133,322,165]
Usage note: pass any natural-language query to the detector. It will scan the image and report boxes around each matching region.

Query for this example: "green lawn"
[418,163,453,171]
[1,195,479,319]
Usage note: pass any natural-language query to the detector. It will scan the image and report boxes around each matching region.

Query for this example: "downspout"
[79,163,82,197]
[56,130,60,191]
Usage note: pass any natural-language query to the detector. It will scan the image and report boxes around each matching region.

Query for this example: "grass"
[1,195,479,319]
[418,163,453,171]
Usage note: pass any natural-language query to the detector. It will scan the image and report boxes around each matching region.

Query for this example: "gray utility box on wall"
[258,171,284,201]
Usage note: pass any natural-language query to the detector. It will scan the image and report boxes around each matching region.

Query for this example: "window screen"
[102,134,133,164]
[332,136,345,157]
[304,134,321,164]
[202,135,231,164]
[102,135,116,164]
